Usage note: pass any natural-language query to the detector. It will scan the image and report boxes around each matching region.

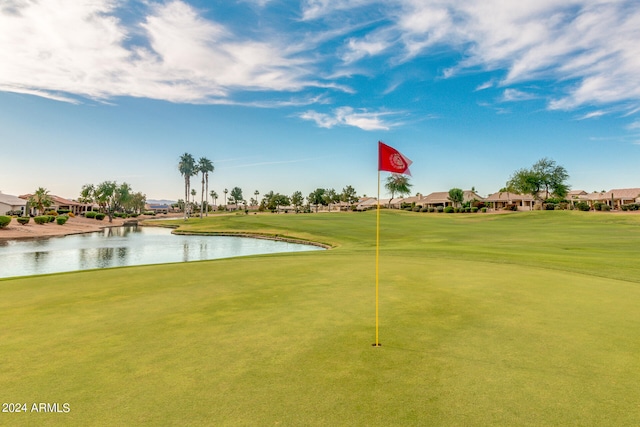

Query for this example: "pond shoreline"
[0,214,185,242]
[171,230,333,249]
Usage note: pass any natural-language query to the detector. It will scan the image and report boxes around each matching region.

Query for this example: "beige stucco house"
[484,191,535,211]
[0,192,27,215]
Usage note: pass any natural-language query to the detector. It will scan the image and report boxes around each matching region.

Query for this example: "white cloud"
[0,0,326,104]
[576,110,607,120]
[502,89,536,102]
[2,0,639,114]
[299,107,399,130]
[300,0,373,21]
[475,80,493,91]
[627,121,640,130]
[336,0,640,110]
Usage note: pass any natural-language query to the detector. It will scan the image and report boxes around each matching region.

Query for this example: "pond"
[0,226,324,279]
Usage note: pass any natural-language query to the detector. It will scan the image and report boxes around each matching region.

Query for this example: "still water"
[0,226,323,279]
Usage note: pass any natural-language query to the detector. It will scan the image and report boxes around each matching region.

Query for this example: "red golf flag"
[378,141,412,175]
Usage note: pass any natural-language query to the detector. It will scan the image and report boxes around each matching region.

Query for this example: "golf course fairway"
[1,210,639,426]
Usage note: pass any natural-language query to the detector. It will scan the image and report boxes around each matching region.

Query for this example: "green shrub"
[17,217,30,225]
[5,210,22,216]
[0,215,11,228]
[481,207,487,213]
[57,209,70,215]
[95,213,105,221]
[48,215,55,222]
[471,207,478,213]
[436,206,444,213]
[575,201,591,211]
[444,206,454,213]
[601,204,611,211]
[56,216,68,225]
[34,216,49,225]
[621,203,640,211]
[419,207,429,213]
[85,211,97,218]
[472,201,486,209]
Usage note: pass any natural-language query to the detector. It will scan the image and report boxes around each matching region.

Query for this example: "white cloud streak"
[299,107,400,130]
[0,0,325,104]
[1,0,639,116]
[330,0,640,111]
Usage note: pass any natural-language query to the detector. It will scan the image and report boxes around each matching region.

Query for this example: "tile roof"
[0,192,27,206]
[484,191,535,202]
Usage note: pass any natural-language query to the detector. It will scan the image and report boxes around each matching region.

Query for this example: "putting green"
[1,211,639,425]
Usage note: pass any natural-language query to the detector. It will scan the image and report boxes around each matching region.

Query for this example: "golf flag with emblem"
[379,141,412,175]
[374,141,413,348]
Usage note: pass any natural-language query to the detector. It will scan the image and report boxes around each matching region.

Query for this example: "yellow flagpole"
[374,170,381,347]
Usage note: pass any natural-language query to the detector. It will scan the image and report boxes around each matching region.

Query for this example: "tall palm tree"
[197,157,214,218]
[223,188,228,209]
[254,190,260,206]
[210,191,218,211]
[178,153,196,219]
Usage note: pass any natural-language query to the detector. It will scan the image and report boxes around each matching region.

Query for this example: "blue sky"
[1,0,639,202]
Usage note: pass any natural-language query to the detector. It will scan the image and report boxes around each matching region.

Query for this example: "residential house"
[146,203,170,214]
[417,190,485,209]
[0,192,27,215]
[484,191,535,211]
[20,194,93,215]
[590,188,640,209]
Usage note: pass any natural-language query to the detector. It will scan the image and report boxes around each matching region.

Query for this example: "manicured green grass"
[1,210,639,426]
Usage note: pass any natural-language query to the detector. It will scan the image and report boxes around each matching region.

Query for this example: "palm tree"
[196,157,214,218]
[209,190,218,211]
[223,188,228,209]
[178,153,196,220]
[210,191,218,211]
[29,187,53,215]
[384,174,412,208]
[254,190,260,206]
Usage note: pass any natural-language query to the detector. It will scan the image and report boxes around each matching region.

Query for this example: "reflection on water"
[0,226,323,278]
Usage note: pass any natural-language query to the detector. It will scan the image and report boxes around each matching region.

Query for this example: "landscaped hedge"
[85,211,97,218]
[56,215,68,225]
[444,206,454,213]
[95,213,105,220]
[34,216,50,225]
[17,217,30,225]
[575,201,591,211]
[0,215,11,228]
[621,203,640,211]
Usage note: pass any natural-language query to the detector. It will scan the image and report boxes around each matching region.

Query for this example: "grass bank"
[1,211,639,426]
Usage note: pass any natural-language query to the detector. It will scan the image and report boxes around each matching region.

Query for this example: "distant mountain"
[147,199,176,206]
